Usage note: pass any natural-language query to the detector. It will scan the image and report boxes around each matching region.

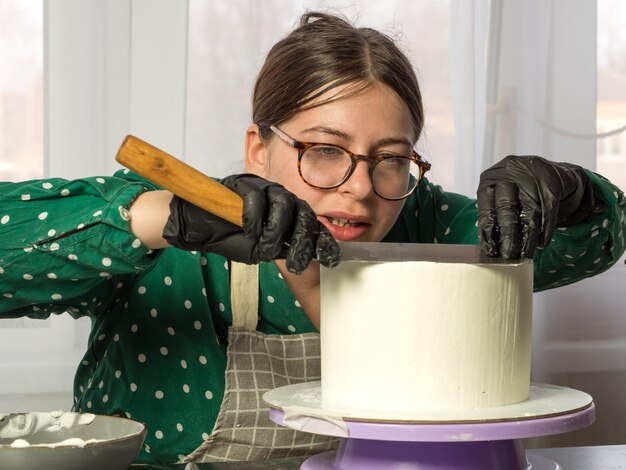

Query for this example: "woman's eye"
[378,155,405,167]
[311,146,344,157]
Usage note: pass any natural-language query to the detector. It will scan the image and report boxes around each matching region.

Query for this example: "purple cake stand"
[269,404,595,470]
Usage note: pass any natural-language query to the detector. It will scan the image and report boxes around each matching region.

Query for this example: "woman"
[1,12,624,465]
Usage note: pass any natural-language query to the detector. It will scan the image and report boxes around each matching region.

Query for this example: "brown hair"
[252,11,424,142]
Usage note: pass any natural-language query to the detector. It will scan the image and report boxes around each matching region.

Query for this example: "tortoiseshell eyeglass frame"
[267,125,431,201]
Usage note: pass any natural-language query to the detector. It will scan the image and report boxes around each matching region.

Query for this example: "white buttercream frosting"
[320,259,533,414]
[9,438,31,448]
[0,411,99,448]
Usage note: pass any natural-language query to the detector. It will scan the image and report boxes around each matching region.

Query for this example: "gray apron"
[182,262,339,463]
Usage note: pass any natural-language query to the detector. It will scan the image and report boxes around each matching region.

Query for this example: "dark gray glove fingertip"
[316,230,341,268]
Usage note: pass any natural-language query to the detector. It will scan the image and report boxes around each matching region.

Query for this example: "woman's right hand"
[162,174,341,274]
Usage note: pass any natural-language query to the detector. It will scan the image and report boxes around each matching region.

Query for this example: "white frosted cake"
[320,242,533,414]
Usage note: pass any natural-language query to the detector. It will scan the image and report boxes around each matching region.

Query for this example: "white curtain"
[451,0,597,196]
[0,0,191,413]
[45,0,188,179]
[450,0,489,197]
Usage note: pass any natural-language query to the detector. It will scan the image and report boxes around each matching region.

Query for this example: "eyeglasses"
[268,126,430,201]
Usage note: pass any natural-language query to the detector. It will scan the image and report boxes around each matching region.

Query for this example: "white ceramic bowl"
[0,411,146,470]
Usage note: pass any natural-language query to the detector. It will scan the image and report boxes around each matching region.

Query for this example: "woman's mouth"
[328,217,360,228]
[319,214,371,241]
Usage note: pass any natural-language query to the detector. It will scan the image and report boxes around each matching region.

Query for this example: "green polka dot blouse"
[0,169,624,464]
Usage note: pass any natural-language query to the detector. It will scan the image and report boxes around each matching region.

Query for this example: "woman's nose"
[338,160,375,200]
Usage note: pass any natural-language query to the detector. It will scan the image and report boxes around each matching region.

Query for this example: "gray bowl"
[0,412,146,470]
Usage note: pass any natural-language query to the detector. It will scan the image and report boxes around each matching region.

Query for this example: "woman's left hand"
[476,155,603,259]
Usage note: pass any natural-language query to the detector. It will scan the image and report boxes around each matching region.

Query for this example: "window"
[0,1,91,412]
[597,0,626,191]
[0,0,43,181]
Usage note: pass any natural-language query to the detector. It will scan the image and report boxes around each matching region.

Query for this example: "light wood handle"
[115,135,244,227]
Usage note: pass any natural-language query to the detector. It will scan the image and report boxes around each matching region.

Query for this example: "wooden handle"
[115,135,243,227]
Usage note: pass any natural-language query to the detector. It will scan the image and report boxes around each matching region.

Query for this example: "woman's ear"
[245,124,269,177]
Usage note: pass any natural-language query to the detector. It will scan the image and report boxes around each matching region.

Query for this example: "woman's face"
[245,83,415,243]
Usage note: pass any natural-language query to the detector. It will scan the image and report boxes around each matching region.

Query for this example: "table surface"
[129,445,626,469]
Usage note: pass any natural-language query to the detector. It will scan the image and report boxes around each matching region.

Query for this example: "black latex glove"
[477,155,603,259]
[162,174,341,274]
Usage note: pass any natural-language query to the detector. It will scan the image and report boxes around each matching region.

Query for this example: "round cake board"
[264,381,592,426]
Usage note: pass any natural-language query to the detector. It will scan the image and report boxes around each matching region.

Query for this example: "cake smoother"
[336,241,524,265]
[320,242,533,417]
